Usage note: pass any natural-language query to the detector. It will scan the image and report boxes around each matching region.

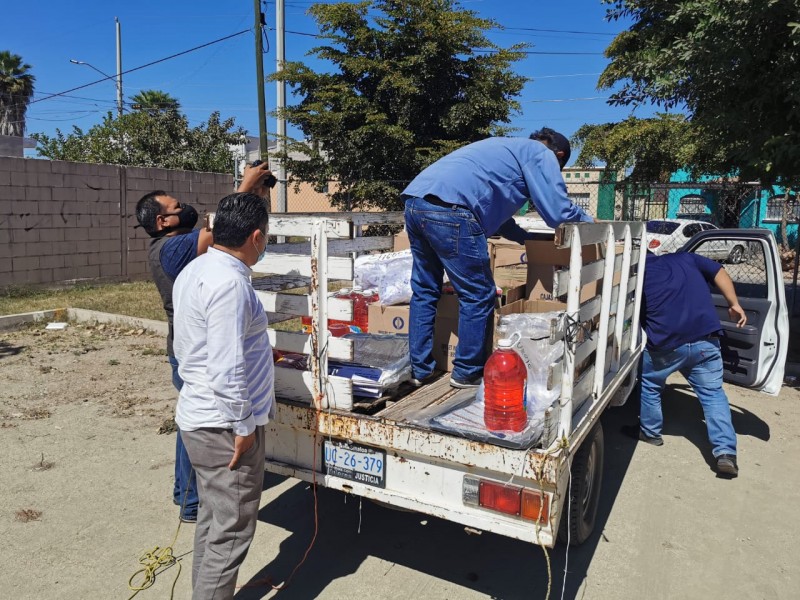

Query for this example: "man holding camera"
[135,162,274,522]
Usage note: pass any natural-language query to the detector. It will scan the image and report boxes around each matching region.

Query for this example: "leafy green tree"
[273,0,528,211]
[130,89,181,114]
[599,0,800,187]
[598,1,800,248]
[31,110,243,173]
[0,51,35,137]
[573,115,756,227]
[572,114,697,182]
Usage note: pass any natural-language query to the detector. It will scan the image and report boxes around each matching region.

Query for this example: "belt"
[423,194,462,209]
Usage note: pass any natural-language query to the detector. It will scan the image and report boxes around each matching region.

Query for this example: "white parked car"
[646,219,747,263]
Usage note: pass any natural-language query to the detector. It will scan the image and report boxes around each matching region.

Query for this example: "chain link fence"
[560,178,799,315]
[272,176,799,313]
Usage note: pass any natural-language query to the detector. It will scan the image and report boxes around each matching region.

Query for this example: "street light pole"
[68,18,123,119]
[253,0,268,162]
[115,17,123,119]
[276,0,287,215]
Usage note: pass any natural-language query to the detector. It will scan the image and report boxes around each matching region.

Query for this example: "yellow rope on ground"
[126,518,185,599]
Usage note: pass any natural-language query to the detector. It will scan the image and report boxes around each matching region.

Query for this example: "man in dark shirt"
[636,251,747,477]
[135,163,273,521]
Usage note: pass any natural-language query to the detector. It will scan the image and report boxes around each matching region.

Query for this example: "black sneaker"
[180,514,198,523]
[621,425,663,446]
[450,376,482,389]
[410,371,443,387]
[716,454,739,477]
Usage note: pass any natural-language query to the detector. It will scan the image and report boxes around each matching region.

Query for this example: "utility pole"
[115,17,123,119]
[275,0,288,215]
[254,0,269,162]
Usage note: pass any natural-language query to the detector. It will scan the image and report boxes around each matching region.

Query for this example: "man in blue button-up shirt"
[402,129,593,388]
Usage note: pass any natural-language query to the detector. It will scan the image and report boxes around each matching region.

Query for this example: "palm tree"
[130,89,180,114]
[0,51,36,137]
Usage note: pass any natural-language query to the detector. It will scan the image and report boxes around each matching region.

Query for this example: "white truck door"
[680,229,788,395]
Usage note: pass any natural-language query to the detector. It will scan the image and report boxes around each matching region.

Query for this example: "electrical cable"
[270,27,605,54]
[236,312,331,593]
[560,458,573,600]
[30,29,252,106]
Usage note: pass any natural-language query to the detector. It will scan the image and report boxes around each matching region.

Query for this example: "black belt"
[693,333,720,343]
[423,194,462,209]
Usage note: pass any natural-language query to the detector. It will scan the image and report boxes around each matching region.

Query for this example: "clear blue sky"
[7,0,661,164]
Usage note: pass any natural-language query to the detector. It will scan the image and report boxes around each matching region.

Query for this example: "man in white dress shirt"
[172,192,274,600]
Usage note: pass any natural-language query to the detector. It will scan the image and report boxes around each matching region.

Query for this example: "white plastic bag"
[495,313,565,412]
[354,250,414,306]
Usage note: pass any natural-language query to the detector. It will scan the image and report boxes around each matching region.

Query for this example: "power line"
[478,49,604,56]
[532,72,602,79]
[273,27,604,54]
[525,96,612,103]
[31,28,252,106]
[503,26,617,36]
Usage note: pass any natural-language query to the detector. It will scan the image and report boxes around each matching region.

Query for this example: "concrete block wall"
[0,157,235,287]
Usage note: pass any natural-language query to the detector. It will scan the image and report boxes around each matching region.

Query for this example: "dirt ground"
[1,320,799,600]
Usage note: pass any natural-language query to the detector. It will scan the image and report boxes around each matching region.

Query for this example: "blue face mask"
[254,231,267,264]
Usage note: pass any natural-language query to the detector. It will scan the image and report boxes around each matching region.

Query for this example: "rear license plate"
[323,439,386,488]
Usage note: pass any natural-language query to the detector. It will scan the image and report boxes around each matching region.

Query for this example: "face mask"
[254,231,268,264]
[159,203,198,235]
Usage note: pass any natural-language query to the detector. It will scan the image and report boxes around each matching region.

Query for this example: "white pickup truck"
[252,214,788,547]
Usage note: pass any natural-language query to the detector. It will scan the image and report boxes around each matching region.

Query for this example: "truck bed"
[261,216,647,547]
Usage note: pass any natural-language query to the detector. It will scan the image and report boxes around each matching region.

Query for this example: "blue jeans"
[405,196,496,382]
[640,338,737,457]
[169,356,198,519]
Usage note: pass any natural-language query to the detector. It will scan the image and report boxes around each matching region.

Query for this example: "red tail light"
[479,481,522,516]
[464,476,551,523]
[648,239,661,249]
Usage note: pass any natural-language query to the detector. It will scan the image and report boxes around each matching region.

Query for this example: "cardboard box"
[431,292,567,372]
[524,239,603,303]
[488,237,528,269]
[431,293,460,372]
[382,237,622,371]
[393,230,410,252]
[368,303,411,334]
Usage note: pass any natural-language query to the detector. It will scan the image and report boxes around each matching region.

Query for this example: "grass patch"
[0,281,165,321]
[141,347,167,356]
[0,277,352,333]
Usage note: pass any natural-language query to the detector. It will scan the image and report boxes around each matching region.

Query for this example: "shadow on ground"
[0,340,24,358]
[236,403,641,600]
[650,384,769,475]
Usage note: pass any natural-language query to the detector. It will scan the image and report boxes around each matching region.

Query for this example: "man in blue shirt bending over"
[402,129,593,389]
[634,251,747,477]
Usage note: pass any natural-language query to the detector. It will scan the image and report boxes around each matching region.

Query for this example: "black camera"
[250,160,277,188]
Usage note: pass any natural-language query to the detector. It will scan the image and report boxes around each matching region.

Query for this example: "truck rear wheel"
[558,422,604,546]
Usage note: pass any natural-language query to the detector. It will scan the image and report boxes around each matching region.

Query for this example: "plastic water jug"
[483,337,527,432]
[303,288,380,334]
[349,286,370,333]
